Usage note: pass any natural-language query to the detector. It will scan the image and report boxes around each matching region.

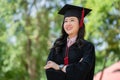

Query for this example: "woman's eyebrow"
[65,18,69,21]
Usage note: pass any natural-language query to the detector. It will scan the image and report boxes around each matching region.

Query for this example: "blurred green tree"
[0,0,120,80]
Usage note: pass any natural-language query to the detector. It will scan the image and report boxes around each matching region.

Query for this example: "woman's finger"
[44,65,50,69]
[47,61,52,64]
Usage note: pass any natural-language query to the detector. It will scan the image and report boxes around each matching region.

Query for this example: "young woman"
[44,4,95,80]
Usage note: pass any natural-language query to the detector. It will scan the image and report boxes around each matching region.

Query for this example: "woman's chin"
[66,32,72,35]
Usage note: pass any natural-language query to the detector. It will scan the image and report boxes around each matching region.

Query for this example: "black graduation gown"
[45,40,95,80]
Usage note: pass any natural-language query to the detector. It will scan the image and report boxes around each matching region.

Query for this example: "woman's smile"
[66,26,73,31]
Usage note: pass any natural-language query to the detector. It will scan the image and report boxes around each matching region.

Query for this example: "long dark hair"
[52,21,85,54]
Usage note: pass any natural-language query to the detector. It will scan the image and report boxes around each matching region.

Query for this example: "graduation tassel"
[64,46,69,65]
[80,8,84,28]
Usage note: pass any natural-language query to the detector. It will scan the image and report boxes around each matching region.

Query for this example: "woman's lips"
[66,26,73,31]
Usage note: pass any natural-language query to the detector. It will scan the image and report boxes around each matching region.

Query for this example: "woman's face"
[63,16,79,37]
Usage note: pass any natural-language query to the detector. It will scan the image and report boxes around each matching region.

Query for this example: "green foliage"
[0,0,120,80]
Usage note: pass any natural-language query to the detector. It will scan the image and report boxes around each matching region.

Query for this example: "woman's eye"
[64,20,68,23]
[71,19,74,21]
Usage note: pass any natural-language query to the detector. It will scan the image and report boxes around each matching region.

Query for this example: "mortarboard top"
[58,4,92,27]
[58,4,92,18]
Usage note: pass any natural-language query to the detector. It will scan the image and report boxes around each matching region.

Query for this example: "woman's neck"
[68,34,77,39]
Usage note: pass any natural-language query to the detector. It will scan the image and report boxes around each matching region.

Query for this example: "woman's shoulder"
[82,40,95,48]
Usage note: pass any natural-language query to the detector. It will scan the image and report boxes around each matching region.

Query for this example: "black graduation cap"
[58,4,92,28]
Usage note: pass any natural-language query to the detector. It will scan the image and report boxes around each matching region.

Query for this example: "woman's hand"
[44,61,59,70]
[61,65,67,73]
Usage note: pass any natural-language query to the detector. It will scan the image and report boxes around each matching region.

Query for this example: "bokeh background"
[0,0,120,80]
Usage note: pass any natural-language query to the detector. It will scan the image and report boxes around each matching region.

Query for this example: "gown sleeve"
[46,48,55,61]
[66,42,95,80]
[45,48,66,80]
